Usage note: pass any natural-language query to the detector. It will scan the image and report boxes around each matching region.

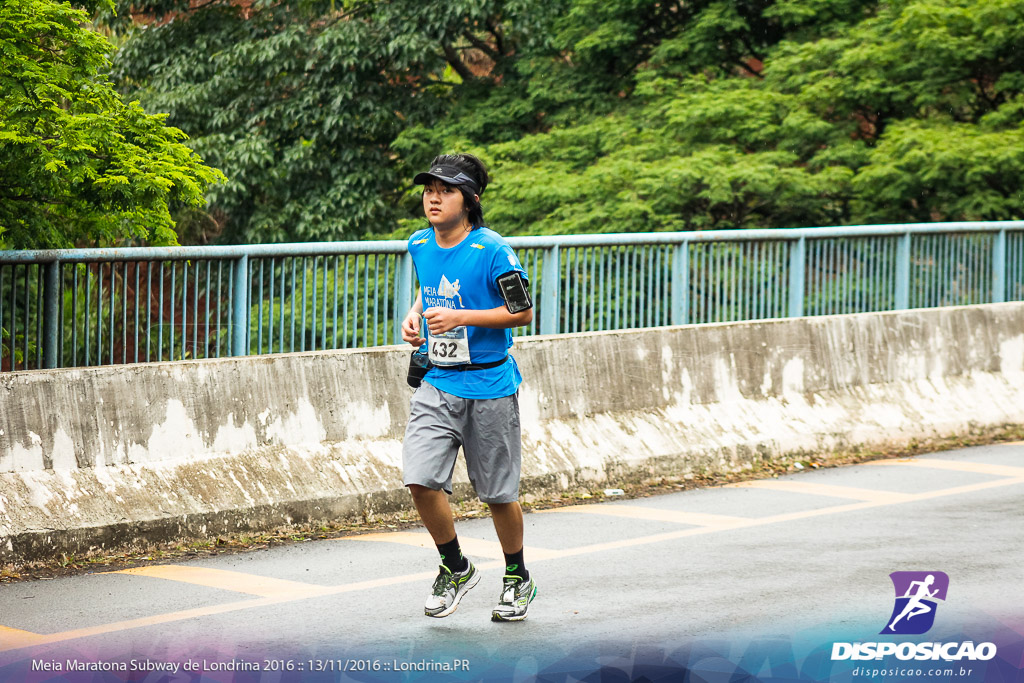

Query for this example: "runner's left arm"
[422,239,532,334]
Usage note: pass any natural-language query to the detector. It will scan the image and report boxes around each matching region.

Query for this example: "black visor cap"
[413,165,480,194]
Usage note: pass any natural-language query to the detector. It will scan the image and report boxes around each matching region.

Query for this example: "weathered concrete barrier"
[2,303,1023,563]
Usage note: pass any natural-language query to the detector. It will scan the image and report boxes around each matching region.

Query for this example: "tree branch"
[735,59,764,79]
[0,190,65,205]
[485,17,506,56]
[441,42,476,82]
[461,31,502,63]
[740,37,765,65]
[171,0,223,17]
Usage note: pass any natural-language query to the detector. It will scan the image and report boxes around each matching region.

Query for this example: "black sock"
[437,536,468,573]
[503,548,529,581]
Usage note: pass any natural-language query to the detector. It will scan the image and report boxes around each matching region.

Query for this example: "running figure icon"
[881,571,949,635]
[888,574,938,630]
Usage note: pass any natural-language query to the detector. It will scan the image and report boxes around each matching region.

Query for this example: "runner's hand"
[423,307,463,335]
[402,311,425,346]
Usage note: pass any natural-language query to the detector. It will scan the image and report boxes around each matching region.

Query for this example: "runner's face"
[422,180,467,230]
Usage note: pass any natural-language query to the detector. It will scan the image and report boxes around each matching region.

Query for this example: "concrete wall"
[2,303,1023,563]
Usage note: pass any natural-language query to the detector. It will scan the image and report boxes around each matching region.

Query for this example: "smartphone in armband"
[496,271,532,314]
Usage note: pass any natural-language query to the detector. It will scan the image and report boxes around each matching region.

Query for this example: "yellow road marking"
[0,566,502,653]
[724,479,913,503]
[342,532,561,561]
[543,476,1024,558]
[539,504,747,527]
[865,457,1024,478]
[997,441,1024,447]
[113,565,330,599]
[2,474,1022,653]
[342,531,435,550]
[0,626,44,650]
[890,476,1024,505]
[2,598,278,651]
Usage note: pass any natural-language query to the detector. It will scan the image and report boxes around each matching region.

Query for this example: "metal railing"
[2,222,1023,372]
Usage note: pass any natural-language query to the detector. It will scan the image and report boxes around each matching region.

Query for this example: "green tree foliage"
[0,0,224,249]
[109,0,1024,242]
[401,0,1024,235]
[765,0,1024,224]
[107,0,565,244]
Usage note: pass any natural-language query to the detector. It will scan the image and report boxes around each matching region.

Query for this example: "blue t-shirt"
[409,226,528,399]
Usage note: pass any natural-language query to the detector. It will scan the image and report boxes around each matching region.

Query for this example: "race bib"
[428,326,471,366]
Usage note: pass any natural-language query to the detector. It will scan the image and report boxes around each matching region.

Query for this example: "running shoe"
[424,561,479,618]
[491,574,537,622]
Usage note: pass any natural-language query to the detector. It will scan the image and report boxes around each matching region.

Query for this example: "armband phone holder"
[497,271,532,314]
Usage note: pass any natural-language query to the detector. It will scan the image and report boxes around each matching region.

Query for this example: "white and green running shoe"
[491,574,537,622]
[424,562,479,618]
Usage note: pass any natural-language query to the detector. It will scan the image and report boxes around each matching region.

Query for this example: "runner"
[400,153,537,622]
[888,574,938,630]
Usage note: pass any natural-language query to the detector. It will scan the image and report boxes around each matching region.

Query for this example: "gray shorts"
[402,382,521,504]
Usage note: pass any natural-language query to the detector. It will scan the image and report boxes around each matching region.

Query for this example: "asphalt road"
[1,443,1022,682]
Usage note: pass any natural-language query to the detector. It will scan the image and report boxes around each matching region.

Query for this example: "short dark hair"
[428,153,489,228]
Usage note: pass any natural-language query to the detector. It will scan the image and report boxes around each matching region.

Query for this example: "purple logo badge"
[881,571,949,635]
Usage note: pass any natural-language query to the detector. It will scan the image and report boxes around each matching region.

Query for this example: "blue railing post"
[540,246,560,335]
[231,255,249,356]
[395,250,413,344]
[993,229,1007,303]
[895,232,911,309]
[43,261,60,369]
[671,242,690,325]
[788,237,806,317]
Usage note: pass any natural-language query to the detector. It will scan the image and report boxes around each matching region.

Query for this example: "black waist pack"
[407,349,431,388]
[407,351,509,387]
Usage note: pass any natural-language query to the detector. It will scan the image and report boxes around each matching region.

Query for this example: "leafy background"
[3,0,1023,248]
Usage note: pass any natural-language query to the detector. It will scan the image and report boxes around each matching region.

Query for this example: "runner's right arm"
[402,291,425,346]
